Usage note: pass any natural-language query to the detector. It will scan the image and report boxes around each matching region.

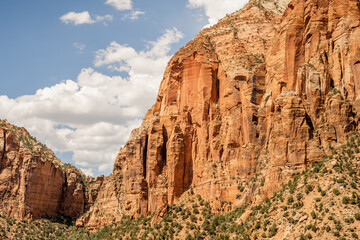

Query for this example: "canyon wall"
[79,0,360,228]
[1,0,360,230]
[0,122,90,220]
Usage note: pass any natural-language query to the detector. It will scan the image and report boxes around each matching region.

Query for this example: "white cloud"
[94,28,183,70]
[122,10,145,20]
[95,15,113,25]
[60,11,113,26]
[187,0,248,26]
[60,11,95,25]
[0,29,183,176]
[73,42,86,53]
[105,0,132,11]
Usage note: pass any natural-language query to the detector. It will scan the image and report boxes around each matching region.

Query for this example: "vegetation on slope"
[2,129,360,239]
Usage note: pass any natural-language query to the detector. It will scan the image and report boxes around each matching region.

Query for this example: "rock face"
[2,0,360,230]
[79,0,360,227]
[0,121,87,219]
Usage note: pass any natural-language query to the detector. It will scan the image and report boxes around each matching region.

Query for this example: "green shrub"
[268,223,277,237]
[305,185,313,194]
[344,218,354,224]
[293,201,304,209]
[335,222,342,231]
[296,193,303,201]
[333,188,340,196]
[337,178,345,184]
[193,208,199,214]
[254,222,261,230]
[342,196,350,204]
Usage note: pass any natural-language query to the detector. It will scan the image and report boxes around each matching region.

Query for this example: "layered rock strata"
[0,121,89,220]
[80,0,360,228]
[2,0,360,230]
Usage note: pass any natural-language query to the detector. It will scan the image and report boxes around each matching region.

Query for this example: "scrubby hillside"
[95,133,360,239]
[1,133,360,239]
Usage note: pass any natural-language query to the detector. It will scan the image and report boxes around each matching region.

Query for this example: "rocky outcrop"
[79,0,360,227]
[0,121,88,220]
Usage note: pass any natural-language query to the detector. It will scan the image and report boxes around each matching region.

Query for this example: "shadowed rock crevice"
[142,134,148,178]
[1,130,6,163]
[305,113,315,139]
[161,126,168,172]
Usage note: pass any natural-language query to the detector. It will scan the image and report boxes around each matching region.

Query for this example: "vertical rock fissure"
[305,113,315,139]
[60,172,68,215]
[143,134,148,178]
[211,67,220,104]
[161,126,168,167]
[1,130,6,163]
[330,78,334,89]
[216,78,220,103]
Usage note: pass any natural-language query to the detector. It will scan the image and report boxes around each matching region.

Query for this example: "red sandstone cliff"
[1,0,360,231]
[0,121,90,220]
[77,0,360,228]
[79,0,360,228]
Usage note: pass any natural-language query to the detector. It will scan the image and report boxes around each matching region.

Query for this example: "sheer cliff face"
[77,0,360,227]
[0,122,87,219]
[263,0,360,184]
[78,0,285,224]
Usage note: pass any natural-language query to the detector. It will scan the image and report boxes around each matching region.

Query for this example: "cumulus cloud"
[187,0,248,26]
[122,10,145,20]
[94,28,183,71]
[60,11,95,25]
[60,11,113,25]
[105,0,132,11]
[0,29,183,176]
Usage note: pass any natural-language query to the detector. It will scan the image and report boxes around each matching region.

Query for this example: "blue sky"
[0,0,248,176]
[0,0,206,98]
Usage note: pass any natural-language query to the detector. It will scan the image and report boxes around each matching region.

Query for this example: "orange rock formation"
[0,122,88,219]
[2,0,360,230]
[79,0,360,228]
